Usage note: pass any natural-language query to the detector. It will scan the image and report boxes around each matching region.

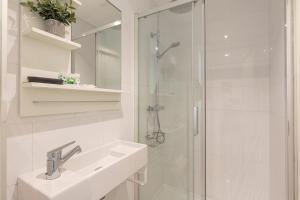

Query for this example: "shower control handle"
[193,106,199,136]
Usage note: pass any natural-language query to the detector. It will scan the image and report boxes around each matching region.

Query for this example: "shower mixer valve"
[146,104,166,147]
[147,105,165,112]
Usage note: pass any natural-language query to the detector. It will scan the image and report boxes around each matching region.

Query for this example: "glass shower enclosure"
[137,0,291,200]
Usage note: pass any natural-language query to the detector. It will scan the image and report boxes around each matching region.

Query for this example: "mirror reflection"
[72,0,121,90]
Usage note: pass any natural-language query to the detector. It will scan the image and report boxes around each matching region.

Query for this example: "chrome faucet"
[46,141,82,180]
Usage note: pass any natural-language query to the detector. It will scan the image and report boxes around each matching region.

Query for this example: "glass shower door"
[137,1,204,200]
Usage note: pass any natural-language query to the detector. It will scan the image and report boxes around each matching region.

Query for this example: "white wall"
[2,0,136,200]
[0,0,8,198]
[0,0,2,197]
[0,0,2,198]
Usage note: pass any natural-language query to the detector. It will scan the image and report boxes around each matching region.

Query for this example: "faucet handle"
[47,141,76,157]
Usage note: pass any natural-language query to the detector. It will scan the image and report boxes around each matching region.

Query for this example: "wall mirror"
[72,0,121,90]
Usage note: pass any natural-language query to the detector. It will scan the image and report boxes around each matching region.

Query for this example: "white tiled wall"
[2,0,136,200]
[206,0,287,200]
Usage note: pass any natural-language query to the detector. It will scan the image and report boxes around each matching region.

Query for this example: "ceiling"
[76,0,121,27]
[128,0,172,13]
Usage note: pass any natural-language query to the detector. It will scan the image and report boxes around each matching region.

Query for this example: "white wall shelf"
[19,0,126,117]
[23,27,81,50]
[23,82,123,94]
[19,2,125,117]
[21,82,122,116]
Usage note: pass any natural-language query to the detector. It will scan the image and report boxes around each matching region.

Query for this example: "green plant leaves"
[20,0,76,25]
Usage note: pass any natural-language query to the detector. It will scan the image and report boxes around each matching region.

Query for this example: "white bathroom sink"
[18,140,147,200]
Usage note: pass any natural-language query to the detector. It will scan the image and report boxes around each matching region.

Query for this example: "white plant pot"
[45,19,65,38]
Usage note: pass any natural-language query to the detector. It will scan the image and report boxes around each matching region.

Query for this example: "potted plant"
[20,0,76,37]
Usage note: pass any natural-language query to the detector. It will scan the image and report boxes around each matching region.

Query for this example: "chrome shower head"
[170,42,180,48]
[157,42,180,59]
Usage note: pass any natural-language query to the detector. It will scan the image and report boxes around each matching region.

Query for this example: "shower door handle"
[193,106,199,136]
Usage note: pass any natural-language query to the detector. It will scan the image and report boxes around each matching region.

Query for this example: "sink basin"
[18,140,147,200]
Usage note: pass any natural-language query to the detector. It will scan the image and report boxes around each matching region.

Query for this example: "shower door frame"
[286,0,297,199]
[134,0,297,200]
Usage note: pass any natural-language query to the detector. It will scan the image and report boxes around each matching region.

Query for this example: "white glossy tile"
[8,0,20,66]
[5,123,33,186]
